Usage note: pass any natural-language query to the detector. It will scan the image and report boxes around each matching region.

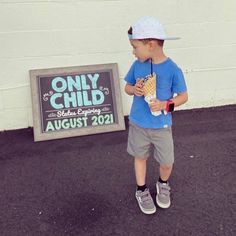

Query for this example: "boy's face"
[130,39,151,62]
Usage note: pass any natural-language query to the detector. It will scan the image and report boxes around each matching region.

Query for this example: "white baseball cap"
[128,16,179,40]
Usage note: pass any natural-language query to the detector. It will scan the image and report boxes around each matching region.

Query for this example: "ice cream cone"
[143,73,156,98]
[143,73,161,116]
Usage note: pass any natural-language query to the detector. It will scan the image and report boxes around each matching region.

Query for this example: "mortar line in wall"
[0,26,126,34]
[0,84,29,91]
[166,44,236,51]
[0,51,130,60]
[165,20,236,26]
[0,43,235,60]
[0,46,235,61]
[184,66,236,73]
[1,73,236,92]
[0,20,234,34]
[0,0,122,4]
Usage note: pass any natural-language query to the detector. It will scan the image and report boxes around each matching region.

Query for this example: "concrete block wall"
[0,0,235,130]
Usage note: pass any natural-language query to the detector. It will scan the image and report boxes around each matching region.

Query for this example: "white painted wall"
[0,0,235,130]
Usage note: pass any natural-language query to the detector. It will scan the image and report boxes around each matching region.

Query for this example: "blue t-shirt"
[124,58,187,129]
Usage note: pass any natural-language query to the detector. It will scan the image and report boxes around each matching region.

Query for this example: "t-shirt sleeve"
[172,68,187,94]
[124,62,136,85]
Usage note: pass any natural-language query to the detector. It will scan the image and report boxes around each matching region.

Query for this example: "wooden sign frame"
[30,63,125,141]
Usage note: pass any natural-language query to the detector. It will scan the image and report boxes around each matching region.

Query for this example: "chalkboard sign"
[30,63,125,141]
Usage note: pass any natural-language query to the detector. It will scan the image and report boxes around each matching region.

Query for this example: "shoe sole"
[156,196,171,209]
[138,204,157,214]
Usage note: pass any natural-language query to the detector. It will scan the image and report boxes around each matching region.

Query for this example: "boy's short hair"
[128,26,164,47]
[128,16,179,41]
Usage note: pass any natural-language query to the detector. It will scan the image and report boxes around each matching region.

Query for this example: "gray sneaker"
[135,188,156,214]
[156,181,171,208]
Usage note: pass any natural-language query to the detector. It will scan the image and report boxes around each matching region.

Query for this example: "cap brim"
[161,37,180,40]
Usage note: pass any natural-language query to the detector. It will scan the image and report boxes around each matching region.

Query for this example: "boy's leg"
[134,157,156,214]
[134,157,147,186]
[159,164,173,181]
[127,122,156,214]
[151,127,174,209]
[155,164,172,208]
[127,122,151,187]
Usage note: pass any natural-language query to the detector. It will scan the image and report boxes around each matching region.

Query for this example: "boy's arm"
[172,92,188,107]
[149,92,188,111]
[125,80,144,97]
[124,84,135,96]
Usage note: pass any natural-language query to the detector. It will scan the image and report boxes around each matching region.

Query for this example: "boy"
[124,16,188,214]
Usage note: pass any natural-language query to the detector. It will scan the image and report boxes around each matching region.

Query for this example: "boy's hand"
[133,79,144,96]
[149,98,166,112]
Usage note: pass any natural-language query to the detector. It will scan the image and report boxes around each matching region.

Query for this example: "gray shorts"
[127,122,174,165]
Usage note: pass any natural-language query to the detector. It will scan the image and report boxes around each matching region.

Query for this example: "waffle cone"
[143,74,156,97]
